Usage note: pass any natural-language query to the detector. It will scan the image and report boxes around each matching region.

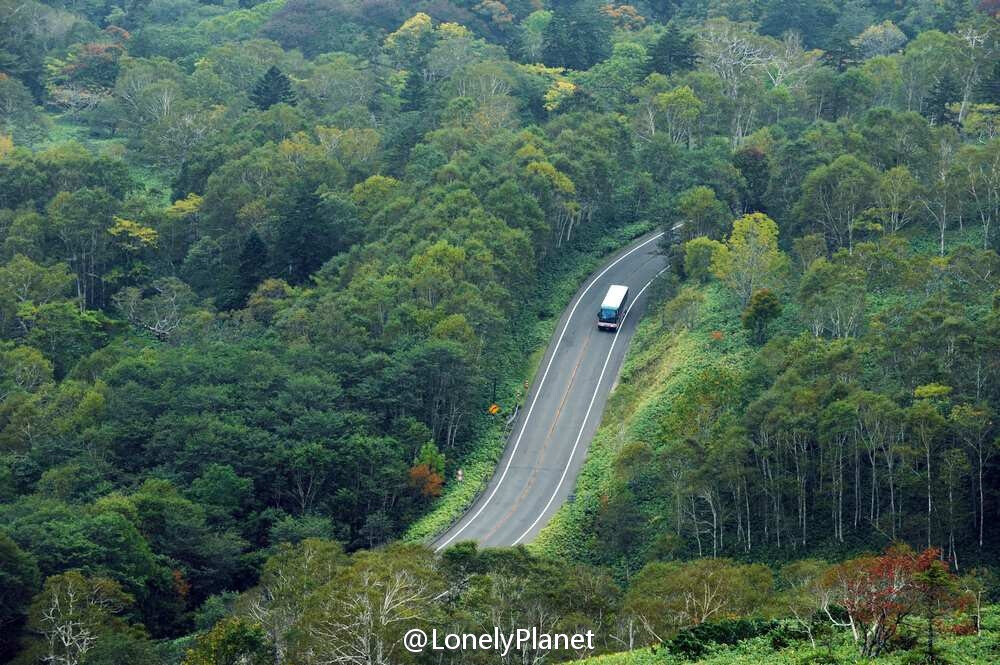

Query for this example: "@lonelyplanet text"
[402,627,596,656]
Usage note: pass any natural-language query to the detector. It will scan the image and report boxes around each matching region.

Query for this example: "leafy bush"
[664,619,782,660]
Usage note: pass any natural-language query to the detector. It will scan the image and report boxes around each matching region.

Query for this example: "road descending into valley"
[434,232,669,551]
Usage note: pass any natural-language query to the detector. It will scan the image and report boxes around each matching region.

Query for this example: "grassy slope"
[532,226,992,562]
[574,606,1000,664]
[543,226,1000,661]
[30,115,172,202]
[404,221,655,542]
[532,281,752,560]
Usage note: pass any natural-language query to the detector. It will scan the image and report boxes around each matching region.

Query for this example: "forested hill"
[2,0,1000,664]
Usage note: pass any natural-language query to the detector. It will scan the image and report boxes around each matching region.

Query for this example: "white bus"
[597,284,629,331]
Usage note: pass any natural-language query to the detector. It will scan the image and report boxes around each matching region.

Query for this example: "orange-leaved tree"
[819,545,967,659]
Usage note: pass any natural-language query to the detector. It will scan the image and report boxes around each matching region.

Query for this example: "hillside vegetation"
[574,605,1000,664]
[2,0,1000,664]
[538,223,1000,573]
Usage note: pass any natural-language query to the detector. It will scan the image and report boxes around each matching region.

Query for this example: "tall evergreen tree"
[400,69,427,112]
[976,60,1000,104]
[645,0,680,22]
[542,0,613,71]
[236,232,268,305]
[249,65,296,110]
[272,186,342,284]
[759,0,840,49]
[649,24,697,76]
[926,75,961,125]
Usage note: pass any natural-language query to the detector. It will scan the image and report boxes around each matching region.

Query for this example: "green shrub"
[664,619,782,660]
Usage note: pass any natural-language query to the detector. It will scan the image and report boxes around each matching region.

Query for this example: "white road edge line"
[512,265,670,545]
[433,232,665,552]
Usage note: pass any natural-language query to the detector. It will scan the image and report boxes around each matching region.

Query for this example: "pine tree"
[976,60,1000,104]
[926,75,961,126]
[542,0,613,71]
[649,24,697,76]
[400,69,427,112]
[249,65,296,110]
[741,288,782,344]
[272,186,340,284]
[236,232,268,303]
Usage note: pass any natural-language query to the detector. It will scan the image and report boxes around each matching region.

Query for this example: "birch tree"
[958,139,1000,249]
[797,258,867,339]
[297,545,444,665]
[920,126,962,256]
[851,21,907,58]
[794,154,879,253]
[26,572,131,665]
[625,559,772,643]
[954,21,995,124]
[45,188,117,310]
[696,18,767,145]
[760,32,822,91]
[656,85,703,146]
[906,384,951,548]
[247,539,348,665]
[113,277,198,341]
[949,404,996,549]
[875,166,922,234]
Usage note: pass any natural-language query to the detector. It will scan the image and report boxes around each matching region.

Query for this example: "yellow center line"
[479,329,595,541]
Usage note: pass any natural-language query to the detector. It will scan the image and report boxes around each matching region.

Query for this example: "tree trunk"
[979,451,985,548]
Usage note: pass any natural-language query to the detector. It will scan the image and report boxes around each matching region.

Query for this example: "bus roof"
[601,284,629,310]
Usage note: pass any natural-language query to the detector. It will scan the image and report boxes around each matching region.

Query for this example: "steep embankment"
[532,282,752,563]
[404,222,657,543]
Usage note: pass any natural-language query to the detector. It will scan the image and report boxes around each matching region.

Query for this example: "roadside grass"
[532,224,994,564]
[403,221,656,543]
[532,283,752,561]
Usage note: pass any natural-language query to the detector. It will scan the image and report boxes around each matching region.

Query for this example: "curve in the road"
[511,265,668,545]
[434,231,667,552]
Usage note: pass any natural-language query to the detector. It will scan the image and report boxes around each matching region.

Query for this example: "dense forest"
[2,0,1000,663]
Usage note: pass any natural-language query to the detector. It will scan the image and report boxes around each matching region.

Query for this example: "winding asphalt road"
[433,232,668,551]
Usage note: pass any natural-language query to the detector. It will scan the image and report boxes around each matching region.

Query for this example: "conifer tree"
[926,75,961,125]
[236,232,269,303]
[649,24,697,76]
[400,69,427,112]
[541,0,613,70]
[250,65,296,110]
[976,60,1000,104]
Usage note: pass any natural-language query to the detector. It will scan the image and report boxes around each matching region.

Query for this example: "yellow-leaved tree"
[711,212,788,305]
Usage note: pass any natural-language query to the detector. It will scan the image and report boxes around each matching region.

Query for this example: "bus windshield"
[599,307,617,321]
